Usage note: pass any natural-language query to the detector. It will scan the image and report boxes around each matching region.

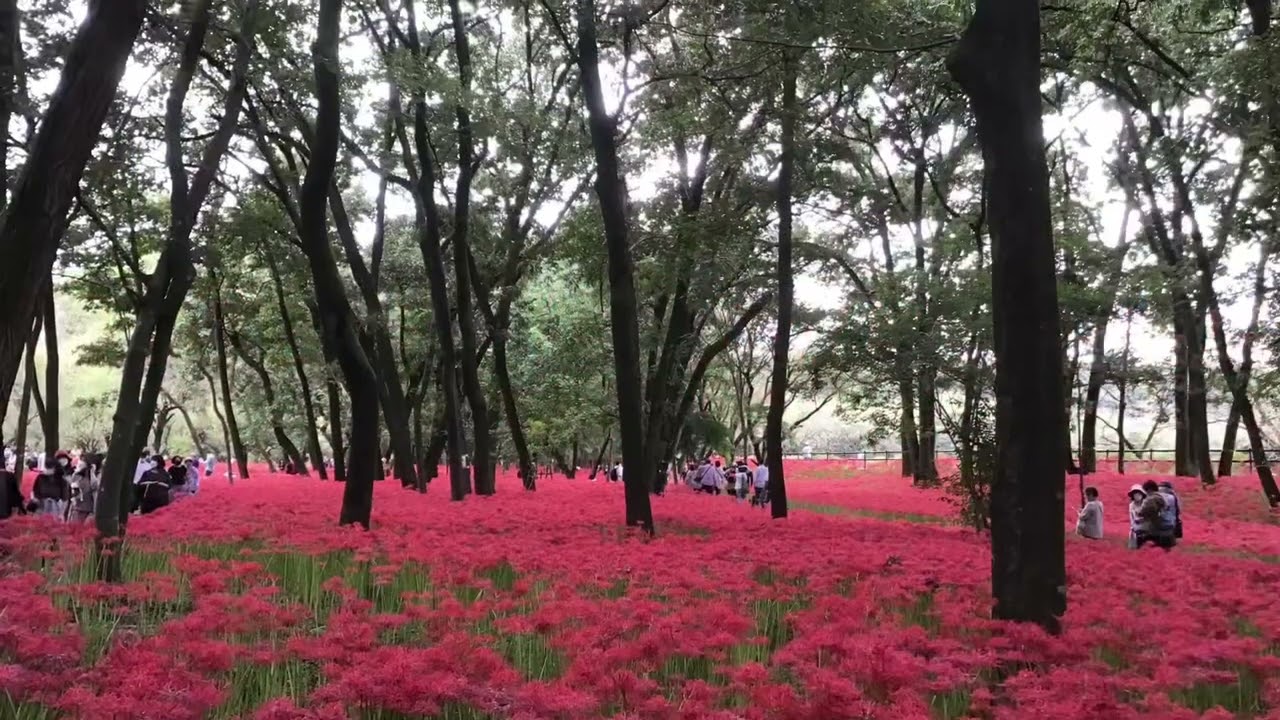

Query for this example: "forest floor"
[2,462,1279,720]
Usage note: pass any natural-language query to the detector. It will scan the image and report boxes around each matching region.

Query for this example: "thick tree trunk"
[1172,314,1191,476]
[898,376,919,477]
[915,365,938,484]
[950,0,1066,633]
[0,0,147,421]
[1181,301,1215,484]
[447,0,494,497]
[215,290,250,479]
[265,251,326,478]
[302,0,379,525]
[764,52,798,520]
[41,282,57,455]
[576,0,653,531]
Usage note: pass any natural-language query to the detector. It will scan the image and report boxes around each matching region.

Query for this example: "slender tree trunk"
[1186,304,1215,484]
[493,336,535,490]
[169,395,205,458]
[214,289,250,479]
[327,378,346,482]
[202,368,232,470]
[14,315,38,463]
[1191,234,1280,504]
[0,0,147,421]
[153,407,173,454]
[764,51,798,520]
[229,334,307,474]
[576,0,653,531]
[302,0,379,526]
[1081,316,1109,473]
[0,0,18,216]
[1117,309,1132,474]
[41,281,57,455]
[950,0,1066,633]
[265,251,327,478]
[1218,247,1267,477]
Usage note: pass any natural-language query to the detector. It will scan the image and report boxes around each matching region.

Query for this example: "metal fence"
[781,448,1280,472]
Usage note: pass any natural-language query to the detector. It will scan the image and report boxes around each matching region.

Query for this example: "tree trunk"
[202,368,232,470]
[1191,234,1279,504]
[327,377,346,481]
[0,0,147,422]
[1117,308,1133,474]
[576,0,653,532]
[265,250,326,478]
[302,0,379,526]
[41,281,57,455]
[949,0,1066,633]
[1080,316,1109,473]
[1172,313,1191,476]
[169,394,206,458]
[14,314,39,463]
[153,407,174,454]
[229,333,307,474]
[493,335,535,490]
[898,376,919,477]
[446,0,495,497]
[214,289,250,480]
[0,0,18,216]
[1218,247,1267,477]
[764,51,797,521]
[915,365,937,484]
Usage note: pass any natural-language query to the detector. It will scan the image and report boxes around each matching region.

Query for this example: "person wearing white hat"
[1126,484,1147,549]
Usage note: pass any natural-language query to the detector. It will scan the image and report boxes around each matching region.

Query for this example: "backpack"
[33,472,65,501]
[1139,493,1167,526]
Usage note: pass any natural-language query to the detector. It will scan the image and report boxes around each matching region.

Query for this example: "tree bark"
[1080,317,1108,473]
[326,377,346,482]
[1117,308,1133,474]
[14,314,38,462]
[201,367,232,470]
[41,281,57,455]
[229,332,307,474]
[265,250,326,478]
[765,52,798,520]
[97,0,258,547]
[0,0,18,215]
[1218,248,1267,476]
[447,0,495,497]
[949,0,1066,633]
[898,376,918,477]
[576,0,653,532]
[0,0,147,421]
[214,287,250,480]
[167,392,206,458]
[302,0,379,525]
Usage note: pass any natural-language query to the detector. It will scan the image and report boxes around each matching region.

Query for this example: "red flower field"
[2,463,1279,719]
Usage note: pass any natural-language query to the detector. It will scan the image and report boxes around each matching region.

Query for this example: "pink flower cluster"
[0,463,1277,719]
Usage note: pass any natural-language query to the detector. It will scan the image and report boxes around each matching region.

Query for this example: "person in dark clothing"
[32,451,73,518]
[167,456,188,487]
[0,469,26,519]
[133,456,171,515]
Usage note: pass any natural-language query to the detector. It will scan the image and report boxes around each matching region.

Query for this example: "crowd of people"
[0,448,221,522]
[680,455,770,506]
[1075,479,1183,550]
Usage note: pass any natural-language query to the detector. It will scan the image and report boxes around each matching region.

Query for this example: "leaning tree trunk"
[14,314,39,465]
[1080,316,1109,473]
[576,0,653,531]
[215,289,250,480]
[230,334,307,474]
[202,368,232,471]
[1218,245,1267,477]
[41,281,57,455]
[764,50,798,520]
[266,250,327,478]
[950,0,1066,633]
[301,0,379,526]
[0,0,147,420]
[493,334,535,490]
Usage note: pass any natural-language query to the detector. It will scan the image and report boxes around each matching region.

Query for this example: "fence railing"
[780,448,1280,472]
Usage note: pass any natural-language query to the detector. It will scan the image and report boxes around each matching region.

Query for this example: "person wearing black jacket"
[132,455,171,515]
[0,469,25,519]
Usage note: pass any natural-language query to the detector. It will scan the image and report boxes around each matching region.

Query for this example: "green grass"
[497,632,566,681]
[929,688,972,720]
[1,695,59,720]
[1169,666,1266,717]
[213,659,324,719]
[792,501,953,526]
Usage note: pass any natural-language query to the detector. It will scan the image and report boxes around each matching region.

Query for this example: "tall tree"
[765,51,798,520]
[574,0,653,532]
[300,0,380,525]
[0,0,147,422]
[950,0,1066,633]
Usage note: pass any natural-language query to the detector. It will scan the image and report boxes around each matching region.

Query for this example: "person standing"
[68,454,102,523]
[753,461,770,507]
[1075,486,1103,539]
[1157,480,1182,541]
[0,468,25,519]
